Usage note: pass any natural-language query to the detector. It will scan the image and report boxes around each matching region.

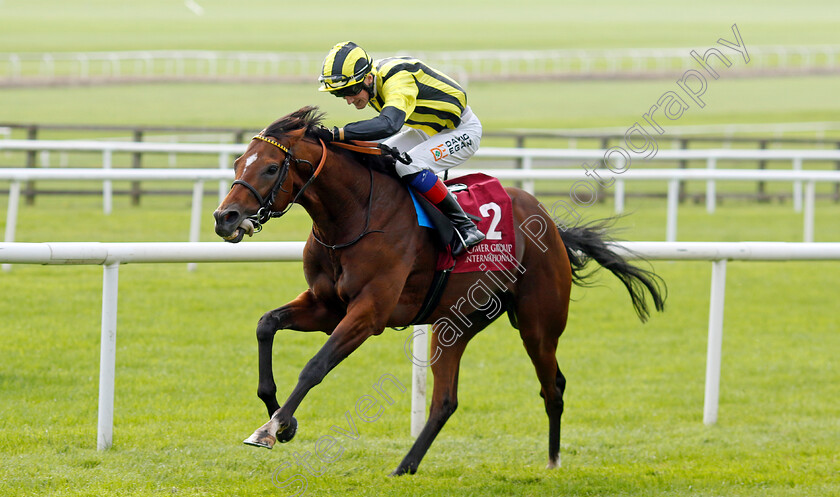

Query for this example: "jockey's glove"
[312,126,340,143]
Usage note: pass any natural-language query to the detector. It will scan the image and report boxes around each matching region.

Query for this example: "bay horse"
[213,106,665,475]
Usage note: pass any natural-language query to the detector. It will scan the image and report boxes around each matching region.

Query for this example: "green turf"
[1,0,839,51]
[0,195,838,497]
[0,75,839,131]
[2,1,840,136]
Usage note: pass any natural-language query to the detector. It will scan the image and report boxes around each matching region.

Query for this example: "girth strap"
[407,266,453,326]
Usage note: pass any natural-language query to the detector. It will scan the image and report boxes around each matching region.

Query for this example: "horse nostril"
[224,211,240,225]
[213,209,240,227]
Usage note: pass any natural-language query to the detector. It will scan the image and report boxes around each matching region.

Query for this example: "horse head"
[213,107,325,243]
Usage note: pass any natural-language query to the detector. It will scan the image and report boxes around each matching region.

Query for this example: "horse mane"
[264,105,325,136]
[263,106,400,179]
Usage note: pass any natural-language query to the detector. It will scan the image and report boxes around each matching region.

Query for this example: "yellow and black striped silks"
[370,56,467,135]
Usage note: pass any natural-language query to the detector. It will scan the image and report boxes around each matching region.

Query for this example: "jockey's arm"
[341,106,406,141]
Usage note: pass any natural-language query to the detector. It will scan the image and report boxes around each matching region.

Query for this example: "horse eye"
[266,164,279,175]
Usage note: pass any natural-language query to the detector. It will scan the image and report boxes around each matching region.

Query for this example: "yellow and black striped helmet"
[318,41,373,93]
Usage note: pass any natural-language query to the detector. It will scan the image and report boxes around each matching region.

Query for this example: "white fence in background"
[3,138,840,210]
[3,164,840,259]
[2,46,839,82]
[1,241,838,449]
[505,121,840,139]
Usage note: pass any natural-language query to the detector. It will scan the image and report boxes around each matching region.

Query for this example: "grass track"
[0,196,838,496]
[2,0,839,51]
[3,75,840,133]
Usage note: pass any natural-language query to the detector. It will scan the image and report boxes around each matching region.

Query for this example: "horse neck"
[295,145,395,238]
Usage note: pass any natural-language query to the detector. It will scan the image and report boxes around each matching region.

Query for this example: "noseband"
[230,133,327,232]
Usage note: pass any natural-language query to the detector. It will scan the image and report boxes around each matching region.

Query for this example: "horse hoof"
[277,416,297,443]
[389,464,415,477]
[243,430,276,449]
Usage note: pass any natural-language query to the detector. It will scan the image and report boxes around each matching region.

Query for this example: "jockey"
[314,41,485,256]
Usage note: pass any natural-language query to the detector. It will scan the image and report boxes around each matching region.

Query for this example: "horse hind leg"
[502,287,566,467]
[542,364,566,468]
[518,318,567,469]
[392,315,488,476]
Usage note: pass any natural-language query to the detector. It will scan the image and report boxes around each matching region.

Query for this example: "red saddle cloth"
[436,173,517,274]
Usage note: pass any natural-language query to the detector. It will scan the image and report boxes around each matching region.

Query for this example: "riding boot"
[403,169,485,256]
[436,189,486,256]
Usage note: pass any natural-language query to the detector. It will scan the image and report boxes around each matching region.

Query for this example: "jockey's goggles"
[330,83,364,98]
[319,73,357,89]
[318,59,371,92]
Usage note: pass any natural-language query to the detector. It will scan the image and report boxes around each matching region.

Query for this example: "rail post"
[187,181,204,272]
[514,135,525,190]
[793,157,803,212]
[103,150,113,215]
[757,140,769,202]
[703,259,727,425]
[218,153,230,204]
[97,262,120,450]
[24,125,37,205]
[131,130,143,206]
[804,180,815,243]
[411,325,428,437]
[614,179,625,214]
[706,157,717,214]
[666,179,679,242]
[835,141,840,203]
[599,137,610,203]
[678,138,689,202]
[2,181,21,272]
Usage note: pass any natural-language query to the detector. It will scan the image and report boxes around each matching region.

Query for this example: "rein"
[333,140,412,164]
[310,166,383,250]
[307,139,408,249]
[230,133,384,249]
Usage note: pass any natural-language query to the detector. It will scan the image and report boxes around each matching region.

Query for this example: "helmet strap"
[362,73,376,101]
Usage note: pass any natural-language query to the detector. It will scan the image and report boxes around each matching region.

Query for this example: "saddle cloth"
[409,173,517,274]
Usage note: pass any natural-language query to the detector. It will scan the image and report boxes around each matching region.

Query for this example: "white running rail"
[3,164,840,259]
[1,241,838,448]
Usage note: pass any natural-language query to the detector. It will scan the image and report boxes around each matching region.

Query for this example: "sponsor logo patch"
[430,134,473,162]
[430,145,449,162]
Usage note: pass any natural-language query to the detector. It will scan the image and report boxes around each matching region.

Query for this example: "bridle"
[228,132,388,249]
[229,132,327,234]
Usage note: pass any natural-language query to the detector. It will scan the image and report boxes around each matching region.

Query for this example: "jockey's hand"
[312,126,338,143]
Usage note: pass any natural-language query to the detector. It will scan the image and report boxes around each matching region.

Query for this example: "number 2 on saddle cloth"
[409,173,517,273]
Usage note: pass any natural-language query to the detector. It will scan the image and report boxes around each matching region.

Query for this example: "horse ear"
[285,128,306,147]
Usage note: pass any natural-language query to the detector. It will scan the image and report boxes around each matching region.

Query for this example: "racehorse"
[213,106,666,475]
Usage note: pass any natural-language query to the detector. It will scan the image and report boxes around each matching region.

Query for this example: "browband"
[253,134,290,154]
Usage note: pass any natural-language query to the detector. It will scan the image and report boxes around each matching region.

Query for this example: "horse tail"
[559,218,667,322]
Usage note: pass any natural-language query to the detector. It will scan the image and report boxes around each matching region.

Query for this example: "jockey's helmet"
[318,41,373,97]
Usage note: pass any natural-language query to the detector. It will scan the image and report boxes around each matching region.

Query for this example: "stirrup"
[451,230,469,257]
[451,226,485,256]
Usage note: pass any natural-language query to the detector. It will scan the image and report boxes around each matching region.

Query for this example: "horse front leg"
[244,289,342,449]
[246,296,382,449]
